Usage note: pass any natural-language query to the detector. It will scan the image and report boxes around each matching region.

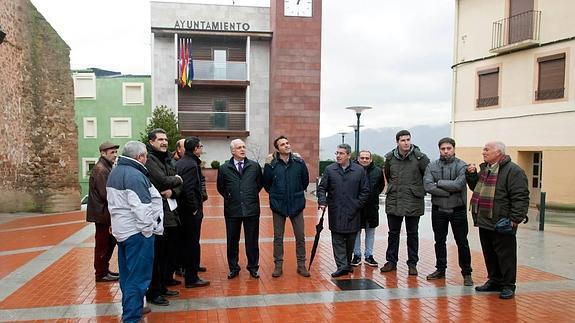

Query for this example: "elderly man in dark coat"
[351,150,384,267]
[317,143,370,278]
[217,139,264,279]
[466,141,529,300]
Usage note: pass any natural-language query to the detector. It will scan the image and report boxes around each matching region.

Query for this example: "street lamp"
[346,106,372,154]
[337,132,349,144]
[347,124,364,155]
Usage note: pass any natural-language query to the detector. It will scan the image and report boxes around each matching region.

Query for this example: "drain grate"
[332,278,385,291]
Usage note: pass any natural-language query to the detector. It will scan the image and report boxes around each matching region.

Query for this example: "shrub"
[210,160,221,169]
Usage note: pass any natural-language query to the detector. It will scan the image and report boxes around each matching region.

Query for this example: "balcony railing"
[476,96,499,108]
[491,10,541,53]
[178,111,247,131]
[192,60,247,81]
[535,88,564,101]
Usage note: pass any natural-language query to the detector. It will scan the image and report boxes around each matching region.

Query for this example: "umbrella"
[308,207,326,271]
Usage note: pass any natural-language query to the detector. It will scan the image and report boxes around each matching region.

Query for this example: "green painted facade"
[74,72,152,196]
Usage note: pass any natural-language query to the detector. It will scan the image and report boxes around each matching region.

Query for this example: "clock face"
[284,0,313,17]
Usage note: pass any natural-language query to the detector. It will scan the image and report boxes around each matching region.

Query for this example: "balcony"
[178,111,249,137]
[491,10,541,53]
[192,60,247,82]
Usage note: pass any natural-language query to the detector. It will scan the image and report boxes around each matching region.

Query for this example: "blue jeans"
[118,233,154,323]
[353,227,376,257]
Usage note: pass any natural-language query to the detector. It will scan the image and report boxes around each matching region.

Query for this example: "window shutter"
[477,68,499,107]
[537,53,565,100]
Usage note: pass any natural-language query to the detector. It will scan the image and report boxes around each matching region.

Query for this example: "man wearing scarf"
[466,141,529,299]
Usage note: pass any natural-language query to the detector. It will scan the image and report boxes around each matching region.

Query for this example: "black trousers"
[146,234,167,299]
[162,226,180,283]
[181,210,203,283]
[431,205,472,275]
[94,223,117,279]
[386,215,420,267]
[225,216,259,272]
[479,227,517,288]
[331,231,358,271]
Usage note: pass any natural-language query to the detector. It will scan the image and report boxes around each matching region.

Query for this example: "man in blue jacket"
[264,136,310,278]
[107,141,163,323]
[317,144,370,277]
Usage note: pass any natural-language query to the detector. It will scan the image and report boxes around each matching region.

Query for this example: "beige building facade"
[452,0,575,206]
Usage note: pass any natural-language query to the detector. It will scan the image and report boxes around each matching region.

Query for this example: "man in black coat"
[145,129,183,305]
[87,141,120,282]
[263,136,310,278]
[217,139,264,279]
[351,151,384,268]
[176,136,210,288]
[466,141,529,299]
[317,144,370,278]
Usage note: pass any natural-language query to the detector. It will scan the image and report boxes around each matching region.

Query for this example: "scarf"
[470,162,500,219]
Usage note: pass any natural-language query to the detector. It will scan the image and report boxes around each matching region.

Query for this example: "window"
[214,49,227,79]
[532,152,542,188]
[213,98,229,129]
[73,73,96,98]
[83,117,97,138]
[82,158,98,178]
[123,83,144,105]
[536,53,565,100]
[111,117,132,138]
[477,67,499,108]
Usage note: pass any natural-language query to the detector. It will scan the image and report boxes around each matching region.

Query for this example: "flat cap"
[99,141,119,152]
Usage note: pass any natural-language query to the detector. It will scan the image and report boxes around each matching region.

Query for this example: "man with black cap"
[87,141,120,282]
[176,136,210,288]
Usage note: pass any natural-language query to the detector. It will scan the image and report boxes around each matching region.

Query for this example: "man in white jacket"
[107,141,163,323]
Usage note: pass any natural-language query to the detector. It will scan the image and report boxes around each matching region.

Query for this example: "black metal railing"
[476,96,499,108]
[535,88,565,101]
[491,10,541,51]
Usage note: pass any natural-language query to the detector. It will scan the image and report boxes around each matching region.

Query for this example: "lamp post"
[345,106,372,154]
[337,132,349,144]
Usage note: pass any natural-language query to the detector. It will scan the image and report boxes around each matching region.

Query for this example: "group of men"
[86,128,529,322]
[86,132,311,323]
[317,130,529,302]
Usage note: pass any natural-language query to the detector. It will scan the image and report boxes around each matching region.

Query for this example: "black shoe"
[364,256,378,267]
[331,269,350,278]
[463,275,474,286]
[96,273,119,282]
[426,270,446,280]
[108,271,119,277]
[185,278,210,288]
[148,295,169,306]
[380,262,397,273]
[408,266,418,276]
[475,281,502,292]
[162,289,179,297]
[499,287,515,299]
[228,270,240,279]
[249,270,260,279]
[198,266,207,272]
[351,255,361,266]
[165,278,182,286]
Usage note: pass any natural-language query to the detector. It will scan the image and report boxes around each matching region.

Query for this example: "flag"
[187,39,194,87]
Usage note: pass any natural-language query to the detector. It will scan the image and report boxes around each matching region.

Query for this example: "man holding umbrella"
[317,144,370,277]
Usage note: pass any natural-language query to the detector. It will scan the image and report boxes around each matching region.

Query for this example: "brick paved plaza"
[1,183,574,322]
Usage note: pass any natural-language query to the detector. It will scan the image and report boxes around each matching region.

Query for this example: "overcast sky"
[30,0,454,138]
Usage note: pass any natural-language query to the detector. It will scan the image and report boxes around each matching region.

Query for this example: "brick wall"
[0,0,80,213]
[269,0,322,180]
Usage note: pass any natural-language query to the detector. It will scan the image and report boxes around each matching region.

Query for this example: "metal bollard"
[539,192,546,231]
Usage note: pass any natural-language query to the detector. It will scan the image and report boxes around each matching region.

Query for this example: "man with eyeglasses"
[317,144,370,277]
[176,137,210,288]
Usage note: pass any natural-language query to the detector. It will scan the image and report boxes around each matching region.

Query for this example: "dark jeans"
[94,223,117,279]
[146,234,167,299]
[118,233,154,323]
[386,215,420,267]
[431,205,472,275]
[331,231,358,271]
[273,212,306,266]
[479,227,517,288]
[181,210,203,283]
[225,216,259,272]
[162,226,180,283]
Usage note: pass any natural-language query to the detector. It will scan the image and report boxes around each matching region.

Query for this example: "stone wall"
[0,0,80,213]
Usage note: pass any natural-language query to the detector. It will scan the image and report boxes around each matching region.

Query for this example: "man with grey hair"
[217,139,263,279]
[466,141,529,299]
[317,143,370,277]
[107,141,163,322]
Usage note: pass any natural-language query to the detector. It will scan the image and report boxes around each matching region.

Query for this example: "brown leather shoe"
[408,266,418,276]
[379,262,397,273]
[297,266,310,277]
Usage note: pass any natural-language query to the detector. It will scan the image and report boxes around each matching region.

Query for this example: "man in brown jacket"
[87,141,120,282]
